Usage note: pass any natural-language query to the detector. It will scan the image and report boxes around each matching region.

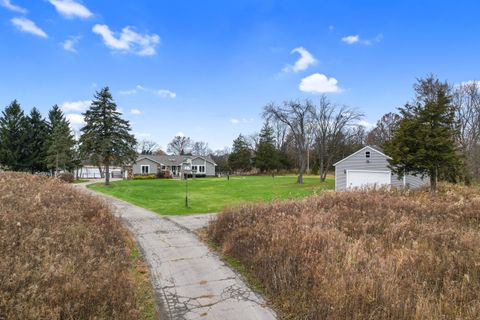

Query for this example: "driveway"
[78,183,276,320]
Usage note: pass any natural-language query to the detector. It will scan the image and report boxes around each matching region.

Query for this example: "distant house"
[131,155,217,178]
[333,146,428,191]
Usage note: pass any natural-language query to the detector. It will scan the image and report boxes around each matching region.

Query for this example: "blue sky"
[1,0,479,150]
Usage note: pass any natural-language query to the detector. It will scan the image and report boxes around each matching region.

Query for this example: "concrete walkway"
[77,183,276,320]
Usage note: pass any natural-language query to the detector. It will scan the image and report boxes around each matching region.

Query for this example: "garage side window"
[141,165,150,174]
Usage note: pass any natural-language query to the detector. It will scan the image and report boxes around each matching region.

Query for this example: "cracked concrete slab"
[77,184,276,320]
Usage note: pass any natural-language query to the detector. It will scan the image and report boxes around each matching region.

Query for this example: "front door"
[172,166,177,176]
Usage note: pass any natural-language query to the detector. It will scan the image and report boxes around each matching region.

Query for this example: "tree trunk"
[429,169,437,193]
[319,156,325,182]
[297,154,306,184]
[105,163,110,186]
[98,165,104,178]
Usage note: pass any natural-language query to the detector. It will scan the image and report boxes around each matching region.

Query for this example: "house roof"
[333,145,392,166]
[136,154,217,166]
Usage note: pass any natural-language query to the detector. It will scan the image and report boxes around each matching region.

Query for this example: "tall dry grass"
[208,184,480,319]
[0,172,143,319]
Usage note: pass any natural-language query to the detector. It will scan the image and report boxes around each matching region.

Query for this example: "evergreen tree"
[384,76,461,193]
[46,117,76,175]
[228,134,252,172]
[79,87,137,185]
[255,123,279,173]
[0,100,29,171]
[25,108,49,173]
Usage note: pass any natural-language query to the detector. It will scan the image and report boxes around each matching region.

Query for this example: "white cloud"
[61,36,81,53]
[130,108,141,115]
[341,35,359,44]
[119,89,137,95]
[65,113,85,130]
[157,89,176,98]
[92,24,160,56]
[342,34,383,45]
[48,0,92,19]
[0,0,27,13]
[283,47,317,73]
[11,17,47,38]
[358,120,375,129]
[61,100,91,112]
[176,131,185,137]
[299,73,342,94]
[230,118,254,125]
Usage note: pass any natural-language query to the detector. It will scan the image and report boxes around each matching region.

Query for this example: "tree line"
[0,87,137,185]
[224,75,480,192]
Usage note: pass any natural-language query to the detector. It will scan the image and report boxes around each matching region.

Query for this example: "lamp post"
[183,159,192,208]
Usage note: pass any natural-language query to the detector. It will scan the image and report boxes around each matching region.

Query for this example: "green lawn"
[88,175,334,215]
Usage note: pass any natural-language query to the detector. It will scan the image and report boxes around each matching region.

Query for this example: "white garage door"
[346,170,391,190]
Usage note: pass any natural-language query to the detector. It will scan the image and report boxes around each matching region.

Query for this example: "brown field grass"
[208,184,480,319]
[0,172,156,320]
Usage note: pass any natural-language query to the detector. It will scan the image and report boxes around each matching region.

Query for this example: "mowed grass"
[89,175,334,215]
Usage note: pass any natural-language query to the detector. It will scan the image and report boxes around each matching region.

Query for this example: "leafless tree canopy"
[138,139,159,155]
[191,141,212,156]
[312,95,364,181]
[263,100,314,184]
[167,136,192,155]
[366,112,402,147]
[453,81,480,181]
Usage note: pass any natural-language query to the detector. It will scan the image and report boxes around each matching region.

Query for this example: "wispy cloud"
[230,118,254,125]
[92,24,160,56]
[48,0,92,19]
[0,0,26,13]
[157,89,176,98]
[341,34,383,45]
[10,17,47,38]
[61,35,81,53]
[61,100,91,112]
[283,47,317,73]
[299,73,342,93]
[119,85,176,98]
[130,108,141,115]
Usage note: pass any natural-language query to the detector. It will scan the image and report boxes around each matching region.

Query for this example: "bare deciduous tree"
[263,100,314,184]
[312,95,364,181]
[366,112,402,147]
[191,141,212,156]
[167,136,192,155]
[453,81,480,182]
[138,139,159,155]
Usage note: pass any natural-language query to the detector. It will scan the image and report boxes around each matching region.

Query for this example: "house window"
[141,165,150,174]
[161,165,166,170]
[365,151,371,158]
[192,165,198,172]
[198,165,205,173]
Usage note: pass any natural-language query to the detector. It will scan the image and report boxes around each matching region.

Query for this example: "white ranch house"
[333,146,429,191]
[131,155,217,178]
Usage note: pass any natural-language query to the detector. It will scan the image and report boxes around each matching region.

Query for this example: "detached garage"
[333,146,428,191]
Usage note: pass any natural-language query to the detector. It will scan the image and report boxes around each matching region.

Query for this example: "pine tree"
[0,100,29,171]
[228,134,252,172]
[79,87,137,185]
[384,76,461,193]
[25,108,49,173]
[46,105,76,175]
[255,124,279,173]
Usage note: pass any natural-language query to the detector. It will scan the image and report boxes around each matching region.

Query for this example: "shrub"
[156,171,173,179]
[0,172,144,319]
[208,184,480,319]
[133,174,156,180]
[57,171,74,183]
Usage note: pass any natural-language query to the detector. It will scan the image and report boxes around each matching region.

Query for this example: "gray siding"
[334,147,428,191]
[133,158,159,175]
[192,157,216,176]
